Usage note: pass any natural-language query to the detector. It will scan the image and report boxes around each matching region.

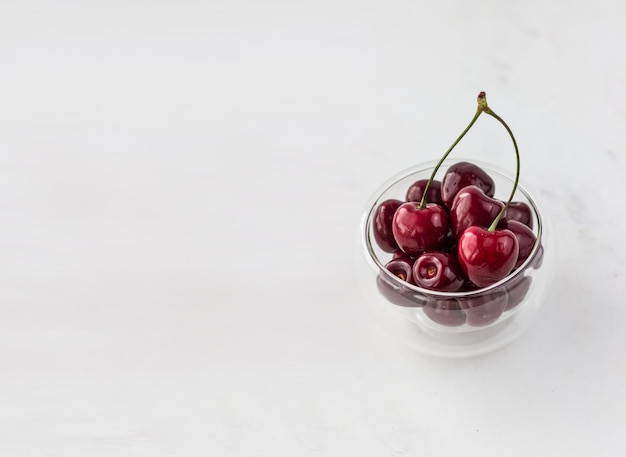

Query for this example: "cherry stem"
[419,92,488,209]
[485,106,520,231]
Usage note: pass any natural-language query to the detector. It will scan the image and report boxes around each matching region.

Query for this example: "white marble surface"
[1,1,625,455]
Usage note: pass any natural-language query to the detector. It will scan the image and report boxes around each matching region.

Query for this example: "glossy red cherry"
[413,251,465,292]
[501,201,533,229]
[392,202,449,256]
[377,258,425,307]
[498,219,537,268]
[459,289,508,326]
[450,185,504,238]
[423,298,467,326]
[441,161,495,208]
[384,258,415,284]
[406,179,444,206]
[458,226,519,287]
[373,199,402,253]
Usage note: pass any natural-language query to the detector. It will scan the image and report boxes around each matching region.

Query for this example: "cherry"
[384,258,415,284]
[376,258,424,307]
[423,298,467,326]
[457,226,519,287]
[498,219,537,268]
[406,179,444,206]
[373,199,402,253]
[377,275,422,307]
[459,289,508,326]
[392,202,449,256]
[413,251,465,292]
[505,275,532,311]
[501,201,533,229]
[441,161,495,208]
[450,185,504,238]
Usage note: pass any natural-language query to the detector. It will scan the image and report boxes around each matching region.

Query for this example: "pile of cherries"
[372,92,543,327]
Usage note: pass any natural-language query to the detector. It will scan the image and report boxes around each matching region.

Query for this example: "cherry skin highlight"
[441,161,495,208]
[450,185,504,238]
[457,226,519,287]
[392,202,449,256]
[373,199,402,253]
[413,251,465,292]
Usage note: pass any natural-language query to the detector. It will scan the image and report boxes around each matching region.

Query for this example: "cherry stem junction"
[419,97,484,209]
[419,92,521,233]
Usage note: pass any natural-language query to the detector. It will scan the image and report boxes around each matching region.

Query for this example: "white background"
[1,1,625,455]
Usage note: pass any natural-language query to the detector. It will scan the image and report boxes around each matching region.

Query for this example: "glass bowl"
[357,159,555,357]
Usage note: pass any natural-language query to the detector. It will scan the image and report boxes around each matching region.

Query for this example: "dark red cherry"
[498,220,537,268]
[450,185,504,238]
[458,289,508,326]
[373,199,402,253]
[423,298,466,326]
[501,201,533,229]
[505,275,532,311]
[441,161,495,208]
[384,258,415,284]
[392,202,449,256]
[413,251,465,292]
[376,258,425,307]
[458,226,519,287]
[406,179,444,206]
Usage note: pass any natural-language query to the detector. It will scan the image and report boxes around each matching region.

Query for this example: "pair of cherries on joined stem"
[377,92,533,291]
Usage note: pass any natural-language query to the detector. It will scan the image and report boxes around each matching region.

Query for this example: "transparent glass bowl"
[357,159,555,357]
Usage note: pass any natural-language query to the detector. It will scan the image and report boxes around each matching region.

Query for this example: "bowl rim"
[361,158,544,298]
